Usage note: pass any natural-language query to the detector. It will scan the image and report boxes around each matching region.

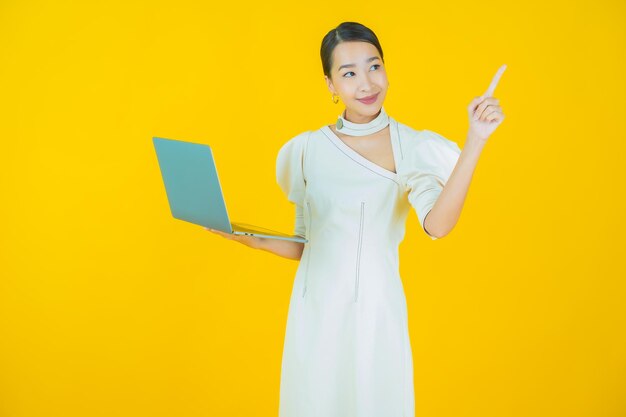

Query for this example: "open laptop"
[152,137,308,243]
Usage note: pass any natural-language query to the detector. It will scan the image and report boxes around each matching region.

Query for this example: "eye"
[342,64,381,78]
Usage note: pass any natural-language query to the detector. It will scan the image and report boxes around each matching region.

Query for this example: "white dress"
[275,116,461,417]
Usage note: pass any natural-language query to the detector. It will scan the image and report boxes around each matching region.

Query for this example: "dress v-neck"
[321,118,400,182]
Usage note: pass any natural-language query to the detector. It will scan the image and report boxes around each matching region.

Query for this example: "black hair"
[320,22,385,80]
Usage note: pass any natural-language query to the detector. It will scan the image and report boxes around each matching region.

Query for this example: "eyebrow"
[337,56,381,72]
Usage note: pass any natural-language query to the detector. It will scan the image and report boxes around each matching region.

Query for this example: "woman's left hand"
[467,64,507,145]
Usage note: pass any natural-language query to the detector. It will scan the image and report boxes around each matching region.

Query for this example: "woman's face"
[325,41,389,121]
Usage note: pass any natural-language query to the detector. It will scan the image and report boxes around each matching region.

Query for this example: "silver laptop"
[152,137,307,243]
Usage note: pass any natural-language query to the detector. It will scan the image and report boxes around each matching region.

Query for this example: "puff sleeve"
[400,129,461,240]
[276,131,310,238]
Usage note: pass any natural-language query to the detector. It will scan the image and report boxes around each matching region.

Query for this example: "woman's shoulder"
[393,118,461,155]
[276,130,317,173]
[281,129,312,145]
[277,130,312,154]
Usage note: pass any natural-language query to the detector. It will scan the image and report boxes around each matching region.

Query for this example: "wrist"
[465,133,486,153]
[252,237,268,250]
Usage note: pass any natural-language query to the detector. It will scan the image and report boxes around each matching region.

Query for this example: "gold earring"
[331,93,339,104]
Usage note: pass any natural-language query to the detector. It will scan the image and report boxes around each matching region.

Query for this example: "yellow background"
[1,0,624,416]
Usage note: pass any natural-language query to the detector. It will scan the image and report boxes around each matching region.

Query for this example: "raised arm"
[423,138,484,239]
[425,64,507,238]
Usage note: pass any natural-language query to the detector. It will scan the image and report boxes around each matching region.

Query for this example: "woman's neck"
[343,108,380,124]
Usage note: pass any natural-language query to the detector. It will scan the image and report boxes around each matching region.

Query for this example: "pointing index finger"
[483,64,507,97]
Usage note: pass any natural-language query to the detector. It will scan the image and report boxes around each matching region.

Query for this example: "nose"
[358,73,374,92]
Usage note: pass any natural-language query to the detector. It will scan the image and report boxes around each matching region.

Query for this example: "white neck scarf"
[336,106,390,136]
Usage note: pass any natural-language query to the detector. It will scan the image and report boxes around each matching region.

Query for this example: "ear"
[325,75,335,95]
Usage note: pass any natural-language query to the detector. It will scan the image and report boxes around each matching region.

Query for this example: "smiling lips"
[357,93,379,104]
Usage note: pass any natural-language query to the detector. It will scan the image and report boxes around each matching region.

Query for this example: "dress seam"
[354,201,365,303]
[301,200,313,298]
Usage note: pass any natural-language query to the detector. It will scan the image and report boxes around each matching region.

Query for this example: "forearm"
[256,237,305,260]
[424,134,485,238]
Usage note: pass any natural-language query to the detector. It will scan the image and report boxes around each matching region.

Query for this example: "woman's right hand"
[204,227,265,250]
